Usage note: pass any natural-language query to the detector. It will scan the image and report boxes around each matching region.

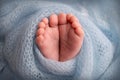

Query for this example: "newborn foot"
[58,13,84,61]
[36,13,84,62]
[36,14,59,61]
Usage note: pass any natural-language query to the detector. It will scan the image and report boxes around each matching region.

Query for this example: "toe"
[72,21,79,28]
[42,18,49,25]
[75,27,84,37]
[49,14,58,27]
[36,28,45,36]
[72,21,84,36]
[38,22,46,28]
[69,16,79,23]
[67,13,73,21]
[58,13,67,25]
[36,35,44,45]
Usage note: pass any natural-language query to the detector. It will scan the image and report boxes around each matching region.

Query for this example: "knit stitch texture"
[0,1,120,80]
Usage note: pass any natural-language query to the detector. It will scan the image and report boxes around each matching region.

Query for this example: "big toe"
[49,14,58,27]
[58,13,67,25]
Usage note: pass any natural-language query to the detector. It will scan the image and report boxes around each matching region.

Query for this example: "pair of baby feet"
[36,13,84,62]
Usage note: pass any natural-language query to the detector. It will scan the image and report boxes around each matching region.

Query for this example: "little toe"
[58,13,67,25]
[49,14,58,27]
[72,21,84,36]
[36,35,44,45]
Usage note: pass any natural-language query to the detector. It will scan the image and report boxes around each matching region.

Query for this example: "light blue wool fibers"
[0,1,120,80]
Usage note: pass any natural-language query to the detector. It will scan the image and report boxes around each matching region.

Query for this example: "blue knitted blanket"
[0,1,120,80]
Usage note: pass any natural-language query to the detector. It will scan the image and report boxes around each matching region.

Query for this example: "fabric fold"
[0,1,118,80]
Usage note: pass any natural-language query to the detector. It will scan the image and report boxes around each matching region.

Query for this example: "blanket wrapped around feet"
[0,1,120,80]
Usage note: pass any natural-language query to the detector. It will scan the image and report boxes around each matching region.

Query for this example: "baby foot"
[36,14,59,61]
[58,13,84,61]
